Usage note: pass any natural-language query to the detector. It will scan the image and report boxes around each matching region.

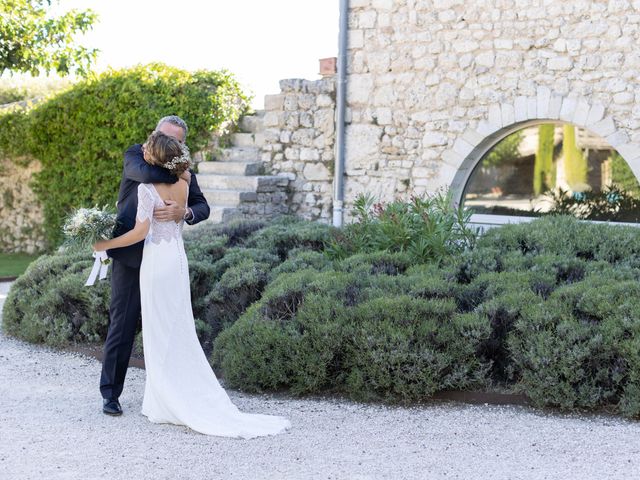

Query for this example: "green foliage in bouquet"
[62,205,117,251]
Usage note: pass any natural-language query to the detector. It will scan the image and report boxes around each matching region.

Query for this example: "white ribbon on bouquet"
[85,251,110,286]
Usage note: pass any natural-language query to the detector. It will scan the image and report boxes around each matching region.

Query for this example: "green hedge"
[3,215,640,418]
[0,63,250,247]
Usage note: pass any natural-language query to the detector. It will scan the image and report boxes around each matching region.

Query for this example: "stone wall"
[343,0,640,220]
[0,157,47,253]
[261,78,337,222]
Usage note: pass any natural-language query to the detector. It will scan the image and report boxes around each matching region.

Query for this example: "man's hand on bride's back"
[154,200,186,222]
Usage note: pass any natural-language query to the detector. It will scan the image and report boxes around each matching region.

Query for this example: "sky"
[49,0,339,108]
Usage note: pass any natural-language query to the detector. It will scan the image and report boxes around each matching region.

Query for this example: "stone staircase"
[195,111,288,223]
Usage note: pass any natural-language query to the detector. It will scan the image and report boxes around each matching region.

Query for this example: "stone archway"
[441,88,640,205]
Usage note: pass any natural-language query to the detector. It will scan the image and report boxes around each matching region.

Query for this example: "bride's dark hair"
[143,131,191,176]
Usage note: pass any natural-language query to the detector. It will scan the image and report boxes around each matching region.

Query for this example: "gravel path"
[1,281,640,480]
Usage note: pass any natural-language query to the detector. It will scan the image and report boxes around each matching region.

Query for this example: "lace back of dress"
[138,183,185,246]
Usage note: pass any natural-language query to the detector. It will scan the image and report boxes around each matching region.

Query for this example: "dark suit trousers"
[99,259,141,400]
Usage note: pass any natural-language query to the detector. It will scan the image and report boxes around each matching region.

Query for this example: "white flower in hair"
[163,143,191,171]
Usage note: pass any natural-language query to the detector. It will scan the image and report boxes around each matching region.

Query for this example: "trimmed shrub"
[509,278,640,413]
[343,296,490,402]
[2,252,109,345]
[244,216,333,260]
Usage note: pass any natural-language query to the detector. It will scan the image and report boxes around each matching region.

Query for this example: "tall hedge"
[0,63,250,246]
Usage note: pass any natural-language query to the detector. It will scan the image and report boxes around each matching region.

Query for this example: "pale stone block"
[476,52,495,67]
[573,98,591,126]
[347,74,374,104]
[614,92,634,104]
[501,103,515,126]
[279,131,291,144]
[615,143,640,161]
[453,138,475,158]
[589,116,616,138]
[264,94,285,111]
[586,103,606,125]
[422,132,449,147]
[476,120,501,136]
[345,124,383,169]
[488,104,502,128]
[349,29,365,49]
[371,0,394,10]
[375,107,393,125]
[536,86,552,118]
[284,147,300,161]
[494,39,514,50]
[263,111,282,128]
[300,148,321,161]
[442,149,465,168]
[514,96,528,122]
[316,94,333,108]
[548,56,573,71]
[462,128,485,146]
[303,162,331,181]
[431,162,459,189]
[559,97,578,122]
[527,96,537,119]
[367,51,391,72]
[359,10,377,29]
[606,130,630,149]
[453,40,479,53]
[548,94,563,119]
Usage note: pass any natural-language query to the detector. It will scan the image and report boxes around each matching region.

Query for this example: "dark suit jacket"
[107,144,210,268]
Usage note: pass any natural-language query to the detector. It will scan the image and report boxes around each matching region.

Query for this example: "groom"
[100,115,210,415]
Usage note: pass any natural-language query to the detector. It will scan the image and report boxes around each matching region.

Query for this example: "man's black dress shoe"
[103,398,123,416]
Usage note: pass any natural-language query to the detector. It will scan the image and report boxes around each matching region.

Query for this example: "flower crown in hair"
[162,143,191,171]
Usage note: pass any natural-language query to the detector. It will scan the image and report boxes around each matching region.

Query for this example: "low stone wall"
[0,157,47,253]
[261,78,337,222]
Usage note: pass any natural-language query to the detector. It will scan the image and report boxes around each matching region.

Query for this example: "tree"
[533,124,555,195]
[482,130,523,168]
[0,0,98,77]
[562,125,588,189]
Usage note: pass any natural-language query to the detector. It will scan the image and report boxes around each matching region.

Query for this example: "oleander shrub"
[325,191,477,263]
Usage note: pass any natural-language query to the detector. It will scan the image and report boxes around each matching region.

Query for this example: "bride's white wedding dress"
[135,182,291,438]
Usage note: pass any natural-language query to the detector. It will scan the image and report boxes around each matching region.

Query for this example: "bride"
[94,131,291,439]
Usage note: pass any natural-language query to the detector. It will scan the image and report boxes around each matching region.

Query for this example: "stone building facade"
[338,0,640,219]
[262,0,640,223]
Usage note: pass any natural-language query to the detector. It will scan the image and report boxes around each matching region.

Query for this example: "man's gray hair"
[156,115,188,140]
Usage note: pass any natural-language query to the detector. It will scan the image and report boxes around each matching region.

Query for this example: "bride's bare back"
[152,180,189,223]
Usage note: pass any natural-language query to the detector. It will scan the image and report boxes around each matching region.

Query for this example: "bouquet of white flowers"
[62,205,117,251]
[62,206,117,286]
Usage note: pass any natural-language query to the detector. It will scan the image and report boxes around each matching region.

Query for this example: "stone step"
[231,132,265,148]
[198,160,264,175]
[215,146,261,162]
[202,188,258,207]
[208,205,242,223]
[198,174,289,192]
[239,114,264,134]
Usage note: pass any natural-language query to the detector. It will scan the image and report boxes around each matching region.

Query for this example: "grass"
[0,253,40,278]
